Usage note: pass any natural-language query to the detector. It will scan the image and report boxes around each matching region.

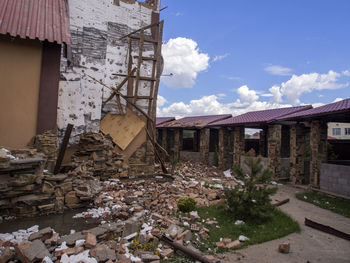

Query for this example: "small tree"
[224,157,277,221]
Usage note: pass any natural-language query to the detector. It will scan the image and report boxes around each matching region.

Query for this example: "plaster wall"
[0,37,42,148]
[58,0,159,143]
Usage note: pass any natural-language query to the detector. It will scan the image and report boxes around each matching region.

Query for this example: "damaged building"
[0,0,163,217]
[0,0,163,176]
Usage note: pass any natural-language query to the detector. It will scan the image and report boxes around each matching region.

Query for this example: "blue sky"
[156,0,350,118]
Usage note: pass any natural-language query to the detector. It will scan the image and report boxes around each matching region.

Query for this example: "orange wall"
[0,36,42,148]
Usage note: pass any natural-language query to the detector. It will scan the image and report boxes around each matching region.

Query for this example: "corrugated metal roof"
[0,0,71,44]
[209,105,312,126]
[278,98,350,120]
[158,114,232,129]
[156,117,175,126]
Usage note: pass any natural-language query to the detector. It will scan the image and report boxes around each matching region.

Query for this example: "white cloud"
[264,65,293,76]
[279,70,347,104]
[236,85,259,104]
[342,70,350,76]
[269,85,283,103]
[212,53,229,62]
[333,97,344,103]
[161,37,209,89]
[157,95,167,107]
[157,86,292,118]
[175,12,183,16]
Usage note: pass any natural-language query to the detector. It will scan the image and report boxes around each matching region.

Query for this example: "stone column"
[259,129,267,157]
[200,128,210,164]
[161,128,168,160]
[193,130,199,152]
[218,127,229,170]
[267,124,282,177]
[174,128,181,160]
[290,124,305,184]
[233,126,245,166]
[310,120,328,187]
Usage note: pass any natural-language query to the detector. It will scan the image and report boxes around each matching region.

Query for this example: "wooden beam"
[54,124,73,174]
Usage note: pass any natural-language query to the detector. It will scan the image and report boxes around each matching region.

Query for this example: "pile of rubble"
[0,147,101,217]
[71,132,129,180]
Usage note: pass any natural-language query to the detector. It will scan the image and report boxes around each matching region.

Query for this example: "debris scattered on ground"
[278,242,290,254]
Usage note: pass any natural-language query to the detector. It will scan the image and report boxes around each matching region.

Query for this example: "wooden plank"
[54,123,73,174]
[133,29,144,103]
[305,218,350,241]
[112,74,156,81]
[100,109,146,150]
[119,21,162,40]
[133,56,157,61]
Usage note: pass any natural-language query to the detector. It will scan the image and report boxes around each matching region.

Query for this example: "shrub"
[177,196,196,212]
[224,157,277,221]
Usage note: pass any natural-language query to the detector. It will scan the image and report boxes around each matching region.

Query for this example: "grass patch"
[196,203,300,253]
[296,191,350,218]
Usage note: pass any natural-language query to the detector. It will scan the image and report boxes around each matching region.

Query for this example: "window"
[345,128,350,135]
[332,128,341,136]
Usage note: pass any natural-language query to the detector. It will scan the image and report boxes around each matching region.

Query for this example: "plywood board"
[100,109,146,150]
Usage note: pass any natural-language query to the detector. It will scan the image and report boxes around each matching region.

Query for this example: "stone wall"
[233,127,245,166]
[320,163,350,197]
[0,149,102,217]
[128,140,155,175]
[290,124,305,184]
[267,124,281,177]
[310,120,328,187]
[218,127,229,170]
[200,128,210,164]
[180,151,216,166]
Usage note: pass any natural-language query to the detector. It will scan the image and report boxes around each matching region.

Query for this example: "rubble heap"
[72,132,129,180]
[0,148,101,217]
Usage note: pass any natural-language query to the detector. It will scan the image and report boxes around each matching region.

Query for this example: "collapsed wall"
[58,0,161,175]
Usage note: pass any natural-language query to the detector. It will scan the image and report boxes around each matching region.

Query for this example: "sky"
[156,0,350,118]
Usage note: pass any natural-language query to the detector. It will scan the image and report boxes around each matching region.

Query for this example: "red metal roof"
[0,0,71,44]
[158,114,232,129]
[278,98,350,120]
[156,117,175,126]
[209,105,312,127]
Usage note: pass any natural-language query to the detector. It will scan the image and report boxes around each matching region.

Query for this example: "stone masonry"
[200,128,210,164]
[310,120,327,187]
[173,129,182,161]
[267,124,281,177]
[290,124,305,184]
[218,127,229,170]
[233,126,245,166]
[259,129,266,157]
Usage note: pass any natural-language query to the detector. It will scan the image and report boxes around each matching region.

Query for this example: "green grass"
[196,203,300,253]
[296,191,350,218]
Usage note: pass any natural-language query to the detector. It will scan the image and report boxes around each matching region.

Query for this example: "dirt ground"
[224,185,350,263]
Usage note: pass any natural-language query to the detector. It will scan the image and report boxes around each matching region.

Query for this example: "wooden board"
[100,108,146,150]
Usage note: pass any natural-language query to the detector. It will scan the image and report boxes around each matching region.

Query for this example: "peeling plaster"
[58,0,158,143]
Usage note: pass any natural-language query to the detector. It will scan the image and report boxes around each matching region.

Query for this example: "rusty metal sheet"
[0,0,71,44]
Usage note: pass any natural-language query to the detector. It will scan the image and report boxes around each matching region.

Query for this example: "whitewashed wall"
[58,0,159,143]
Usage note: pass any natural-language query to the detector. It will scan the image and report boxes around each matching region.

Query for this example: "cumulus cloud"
[264,65,293,76]
[280,70,347,104]
[212,53,229,62]
[161,37,209,89]
[342,70,350,76]
[269,85,283,103]
[157,85,291,118]
[235,85,259,104]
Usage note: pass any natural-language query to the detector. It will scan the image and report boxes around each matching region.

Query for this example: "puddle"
[0,209,100,235]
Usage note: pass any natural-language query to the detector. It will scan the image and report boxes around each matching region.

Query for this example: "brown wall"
[0,36,42,148]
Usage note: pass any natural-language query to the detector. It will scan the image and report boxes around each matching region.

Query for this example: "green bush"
[177,196,196,212]
[224,157,277,221]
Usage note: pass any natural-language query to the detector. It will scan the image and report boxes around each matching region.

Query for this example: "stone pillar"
[218,127,229,170]
[267,124,282,177]
[161,129,168,151]
[233,126,245,166]
[290,124,305,184]
[310,120,328,187]
[173,128,181,160]
[193,130,199,152]
[259,129,267,157]
[200,128,210,164]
